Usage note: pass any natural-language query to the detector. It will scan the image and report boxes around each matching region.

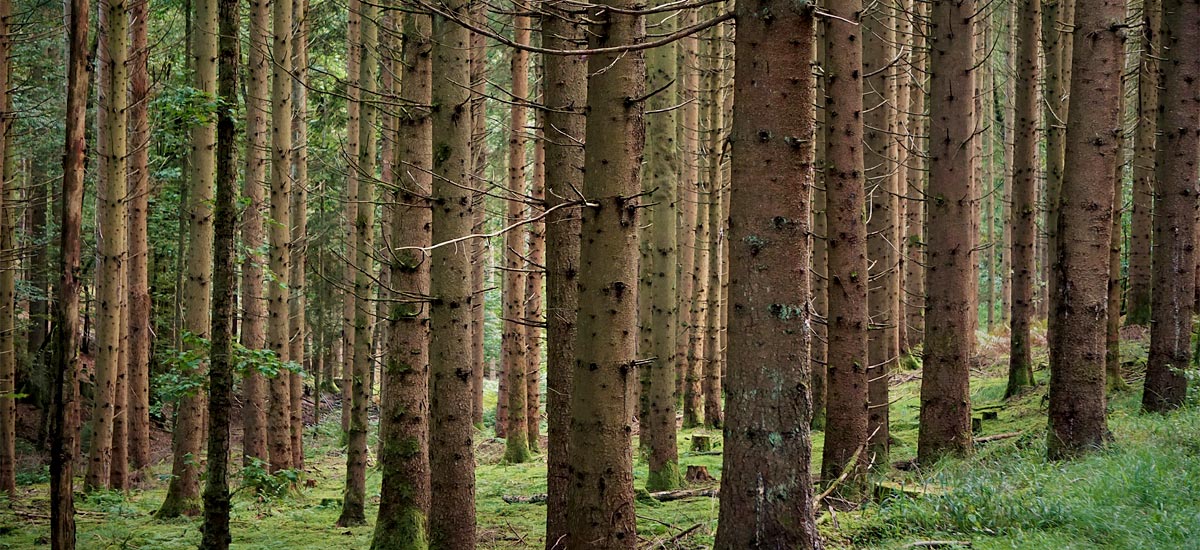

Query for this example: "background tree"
[503,9,532,463]
[1124,0,1159,326]
[267,0,294,474]
[1007,0,1040,398]
[0,0,12,496]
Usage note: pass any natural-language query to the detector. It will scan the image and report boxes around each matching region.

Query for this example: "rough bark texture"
[903,0,927,350]
[266,0,293,475]
[1106,65,1129,393]
[340,0,361,437]
[126,0,152,471]
[1142,0,1199,412]
[288,0,309,471]
[1124,0,1160,326]
[564,0,644,545]
[702,21,726,430]
[1007,0,1040,398]
[468,2,488,427]
[1040,0,1075,320]
[1047,0,1123,459]
[503,17,531,461]
[159,0,216,514]
[429,0,477,542]
[811,14,828,432]
[371,12,433,549]
[918,0,977,465]
[526,127,545,451]
[0,0,12,495]
[675,7,700,417]
[820,0,870,494]
[541,2,585,543]
[686,37,714,430]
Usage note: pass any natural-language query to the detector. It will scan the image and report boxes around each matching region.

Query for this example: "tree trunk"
[1007,0,1040,398]
[1040,0,1076,322]
[541,1,585,543]
[820,0,870,496]
[1142,0,1199,412]
[685,40,713,430]
[371,10,433,549]
[903,0,927,351]
[1124,0,1159,326]
[1047,0,1123,459]
[0,0,12,492]
[675,5,700,416]
[428,0,476,542]
[340,0,361,438]
[918,0,978,464]
[810,14,827,432]
[240,0,270,466]
[715,1,820,546]
[159,0,215,514]
[525,124,545,452]
[1105,57,1130,394]
[701,25,724,430]
[468,2,488,428]
[85,0,128,491]
[288,0,309,471]
[126,0,152,472]
[503,12,532,463]
[564,0,644,545]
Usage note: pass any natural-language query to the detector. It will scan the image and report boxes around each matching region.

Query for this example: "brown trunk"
[917,0,977,464]
[675,6,700,412]
[1047,0,1123,459]
[525,124,545,452]
[1007,0,1040,398]
[810,13,827,432]
[287,0,309,471]
[503,13,531,463]
[126,0,152,472]
[1142,0,1199,412]
[1105,58,1130,393]
[0,0,12,492]
[903,0,927,351]
[700,24,725,430]
[1124,0,1159,326]
[266,0,293,474]
[1041,0,1076,323]
[340,0,361,437]
[714,0,820,545]
[468,0,488,427]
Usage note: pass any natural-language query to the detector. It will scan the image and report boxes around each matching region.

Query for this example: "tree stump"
[685,465,714,483]
[691,435,713,452]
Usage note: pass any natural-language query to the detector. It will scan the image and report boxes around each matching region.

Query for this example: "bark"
[700,25,724,430]
[503,16,531,462]
[0,0,11,492]
[86,0,128,491]
[240,0,270,466]
[1041,0,1076,322]
[903,0,927,351]
[564,0,644,545]
[1124,0,1160,326]
[685,39,713,430]
[675,5,700,415]
[199,1,239,543]
[429,0,477,542]
[1105,64,1129,393]
[288,0,309,471]
[810,14,827,432]
[820,0,870,495]
[266,0,293,475]
[341,0,362,437]
[999,0,1016,324]
[714,1,821,546]
[371,10,432,549]
[468,2,487,427]
[126,0,152,471]
[159,0,216,513]
[1007,0,1040,398]
[1142,0,1199,412]
[525,125,545,451]
[917,0,977,464]
[1047,0,1123,459]
[540,1,585,543]
[53,0,89,543]
[338,0,376,524]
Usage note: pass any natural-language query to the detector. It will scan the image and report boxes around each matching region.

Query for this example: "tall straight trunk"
[685,52,712,429]
[1106,57,1130,393]
[86,0,129,491]
[338,0,376,524]
[565,0,644,545]
[200,1,239,543]
[126,0,152,471]
[288,0,309,471]
[428,0,476,542]
[893,0,913,348]
[1047,0,1123,459]
[240,0,270,466]
[52,0,89,542]
[1000,0,1016,323]
[525,126,544,451]
[700,25,724,429]
[26,163,49,437]
[468,1,488,427]
[1007,0,1041,398]
[675,5,700,414]
[918,0,977,464]
[1124,0,1159,326]
[503,11,532,463]
[0,0,11,492]
[715,0,820,545]
[159,0,215,513]
[111,267,128,490]
[810,12,827,432]
[981,20,995,330]
[1142,0,1199,412]
[1041,0,1075,321]
[371,11,433,549]
[863,0,896,463]
[903,0,927,351]
[820,0,870,494]
[266,0,293,473]
[540,1,585,543]
[341,0,362,436]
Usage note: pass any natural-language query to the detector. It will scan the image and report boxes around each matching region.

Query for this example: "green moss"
[645,460,682,492]
[370,506,428,550]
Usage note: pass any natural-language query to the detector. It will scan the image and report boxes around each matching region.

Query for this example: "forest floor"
[2,325,1199,549]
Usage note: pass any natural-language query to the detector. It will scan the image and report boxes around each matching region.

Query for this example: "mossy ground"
[0,326,1194,549]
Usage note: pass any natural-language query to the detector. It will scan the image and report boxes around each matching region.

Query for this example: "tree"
[199,0,239,542]
[158,0,217,513]
[503,10,532,463]
[1142,0,1199,412]
[902,0,927,351]
[428,0,477,542]
[565,0,644,545]
[702,18,726,429]
[371,10,433,549]
[1124,0,1160,326]
[1046,0,1123,460]
[820,0,870,493]
[1040,0,1075,319]
[340,0,362,437]
[525,129,545,451]
[540,0,585,542]
[0,0,12,496]
[715,0,821,545]
[267,0,294,474]
[127,0,152,472]
[1006,0,1040,398]
[675,3,700,420]
[288,0,310,471]
[918,0,977,464]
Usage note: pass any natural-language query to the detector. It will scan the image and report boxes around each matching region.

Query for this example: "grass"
[0,328,1195,549]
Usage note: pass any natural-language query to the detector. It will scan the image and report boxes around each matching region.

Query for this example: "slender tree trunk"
[1124,0,1159,326]
[240,0,270,466]
[675,4,700,416]
[564,0,644,545]
[1142,0,1199,412]
[341,0,362,437]
[903,0,927,351]
[810,13,827,432]
[266,0,293,473]
[288,0,309,471]
[820,0,870,495]
[541,1,585,543]
[1040,0,1075,322]
[371,11,433,549]
[1007,0,1041,398]
[85,0,128,491]
[429,0,476,542]
[0,0,12,493]
[503,10,532,463]
[1105,57,1130,393]
[468,2,488,427]
[999,0,1016,324]
[525,125,544,452]
[918,0,978,464]
[1047,0,1123,459]
[159,0,215,513]
[685,53,712,430]
[700,26,724,430]
[715,0,821,545]
[126,0,152,472]
[199,1,239,543]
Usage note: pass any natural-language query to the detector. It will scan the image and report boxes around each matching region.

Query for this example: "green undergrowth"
[0,329,1194,549]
